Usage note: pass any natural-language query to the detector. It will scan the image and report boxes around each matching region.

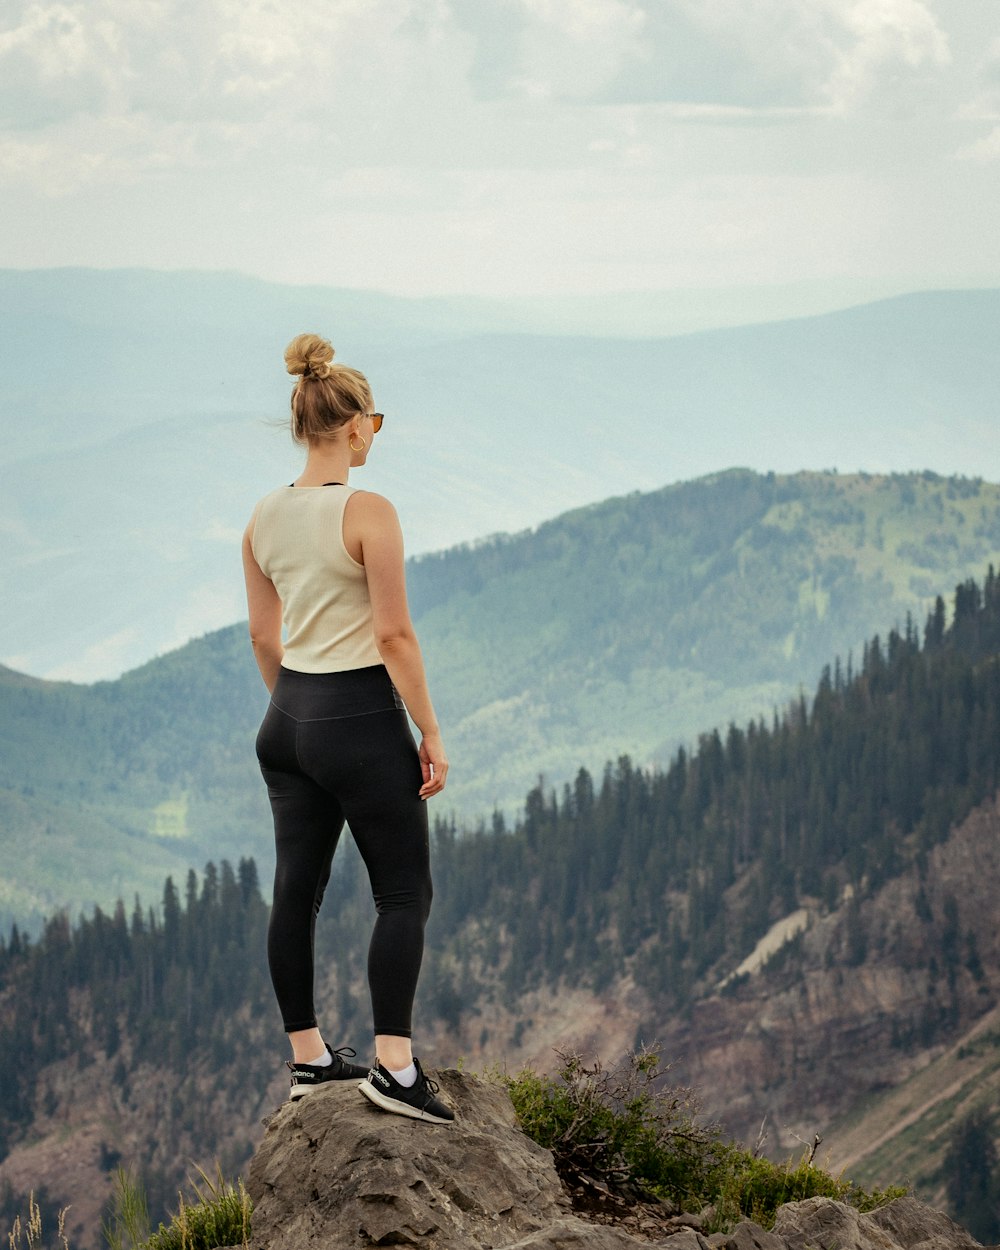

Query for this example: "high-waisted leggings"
[255,664,432,1038]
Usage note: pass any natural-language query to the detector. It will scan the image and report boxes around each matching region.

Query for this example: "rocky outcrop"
[245,1070,987,1250]
[247,1069,573,1249]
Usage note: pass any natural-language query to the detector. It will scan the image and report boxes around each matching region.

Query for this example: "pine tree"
[944,1109,1000,1243]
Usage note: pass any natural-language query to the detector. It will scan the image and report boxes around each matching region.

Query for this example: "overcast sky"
[2,0,1000,308]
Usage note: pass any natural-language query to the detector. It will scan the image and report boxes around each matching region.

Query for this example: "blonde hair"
[284,332,373,444]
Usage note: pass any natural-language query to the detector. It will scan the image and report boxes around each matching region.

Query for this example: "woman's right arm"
[242,518,284,692]
[349,492,448,799]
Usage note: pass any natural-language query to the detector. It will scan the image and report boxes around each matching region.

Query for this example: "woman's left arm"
[242,520,284,691]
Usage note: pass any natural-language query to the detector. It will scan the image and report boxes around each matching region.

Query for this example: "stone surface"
[708,1219,787,1249]
[249,1068,579,1249]
[771,1197,950,1250]
[503,1219,657,1248]
[868,1194,985,1249]
[654,1231,715,1249]
[246,1072,987,1250]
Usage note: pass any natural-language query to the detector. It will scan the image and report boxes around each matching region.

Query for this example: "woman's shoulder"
[253,484,294,511]
[343,489,403,548]
[344,488,398,518]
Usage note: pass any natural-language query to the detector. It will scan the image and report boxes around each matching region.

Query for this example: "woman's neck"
[294,441,352,487]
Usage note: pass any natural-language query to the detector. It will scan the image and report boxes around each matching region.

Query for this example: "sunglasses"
[369,412,384,433]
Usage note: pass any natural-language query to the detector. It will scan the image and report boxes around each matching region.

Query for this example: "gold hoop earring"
[349,433,366,452]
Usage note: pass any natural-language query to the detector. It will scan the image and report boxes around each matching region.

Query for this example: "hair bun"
[285,333,335,380]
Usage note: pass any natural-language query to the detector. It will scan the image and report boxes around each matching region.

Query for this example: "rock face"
[246,1070,986,1250]
[248,1069,574,1249]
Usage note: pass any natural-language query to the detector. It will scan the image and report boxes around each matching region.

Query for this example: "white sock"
[305,1048,332,1067]
[388,1061,417,1088]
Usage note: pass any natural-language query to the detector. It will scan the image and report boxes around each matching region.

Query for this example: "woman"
[242,332,453,1124]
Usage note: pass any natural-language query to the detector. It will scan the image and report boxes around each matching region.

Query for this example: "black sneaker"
[287,1045,368,1100]
[358,1058,455,1123]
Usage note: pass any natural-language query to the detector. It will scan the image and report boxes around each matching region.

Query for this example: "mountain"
[2,571,999,1248]
[2,270,1000,679]
[4,468,1000,933]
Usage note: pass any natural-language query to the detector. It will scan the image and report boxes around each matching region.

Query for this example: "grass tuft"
[141,1164,251,1250]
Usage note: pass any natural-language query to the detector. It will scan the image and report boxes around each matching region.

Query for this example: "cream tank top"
[250,485,383,674]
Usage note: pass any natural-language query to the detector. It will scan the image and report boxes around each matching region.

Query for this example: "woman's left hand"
[418,733,448,799]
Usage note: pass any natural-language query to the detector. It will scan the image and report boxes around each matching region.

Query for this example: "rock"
[868,1194,985,1249]
[708,1219,787,1248]
[771,1195,988,1250]
[247,1068,652,1249]
[503,1219,657,1248]
[653,1231,715,1249]
[246,1071,986,1250]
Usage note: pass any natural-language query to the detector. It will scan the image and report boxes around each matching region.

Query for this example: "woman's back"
[250,484,381,674]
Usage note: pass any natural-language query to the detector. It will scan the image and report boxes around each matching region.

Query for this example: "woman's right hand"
[418,733,448,799]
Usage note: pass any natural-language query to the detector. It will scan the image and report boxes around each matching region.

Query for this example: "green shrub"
[713,1146,907,1230]
[504,1047,727,1209]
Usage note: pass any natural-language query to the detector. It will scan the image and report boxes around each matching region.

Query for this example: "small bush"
[505,1046,726,1210]
[713,1146,907,1230]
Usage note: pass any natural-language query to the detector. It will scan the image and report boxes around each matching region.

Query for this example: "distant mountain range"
[2,468,1000,934]
[1,269,999,679]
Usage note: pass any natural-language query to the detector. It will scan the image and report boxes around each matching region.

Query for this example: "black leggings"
[256,665,432,1039]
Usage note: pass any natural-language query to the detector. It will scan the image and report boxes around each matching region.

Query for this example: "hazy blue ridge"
[2,271,999,679]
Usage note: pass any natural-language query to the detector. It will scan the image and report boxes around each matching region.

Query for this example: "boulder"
[248,1068,625,1249]
[771,1195,987,1250]
[708,1220,787,1249]
[868,1194,986,1249]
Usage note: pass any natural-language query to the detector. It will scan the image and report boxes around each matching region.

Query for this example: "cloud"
[465,0,648,101]
[957,36,1000,123]
[460,0,951,113]
[0,2,122,128]
[956,125,1000,163]
[822,0,951,112]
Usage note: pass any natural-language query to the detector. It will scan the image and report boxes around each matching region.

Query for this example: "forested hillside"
[2,570,999,1247]
[4,469,1000,932]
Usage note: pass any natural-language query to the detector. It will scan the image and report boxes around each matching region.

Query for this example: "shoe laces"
[286,1044,359,1072]
[417,1070,442,1104]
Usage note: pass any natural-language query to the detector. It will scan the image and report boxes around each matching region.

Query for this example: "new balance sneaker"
[287,1045,369,1100]
[358,1058,455,1123]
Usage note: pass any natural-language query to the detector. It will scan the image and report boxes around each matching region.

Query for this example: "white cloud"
[457,0,951,113]
[957,37,1000,123]
[822,0,951,112]
[502,0,647,100]
[956,125,1000,163]
[0,2,122,127]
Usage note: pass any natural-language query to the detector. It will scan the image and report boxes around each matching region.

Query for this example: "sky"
[2,0,1000,310]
